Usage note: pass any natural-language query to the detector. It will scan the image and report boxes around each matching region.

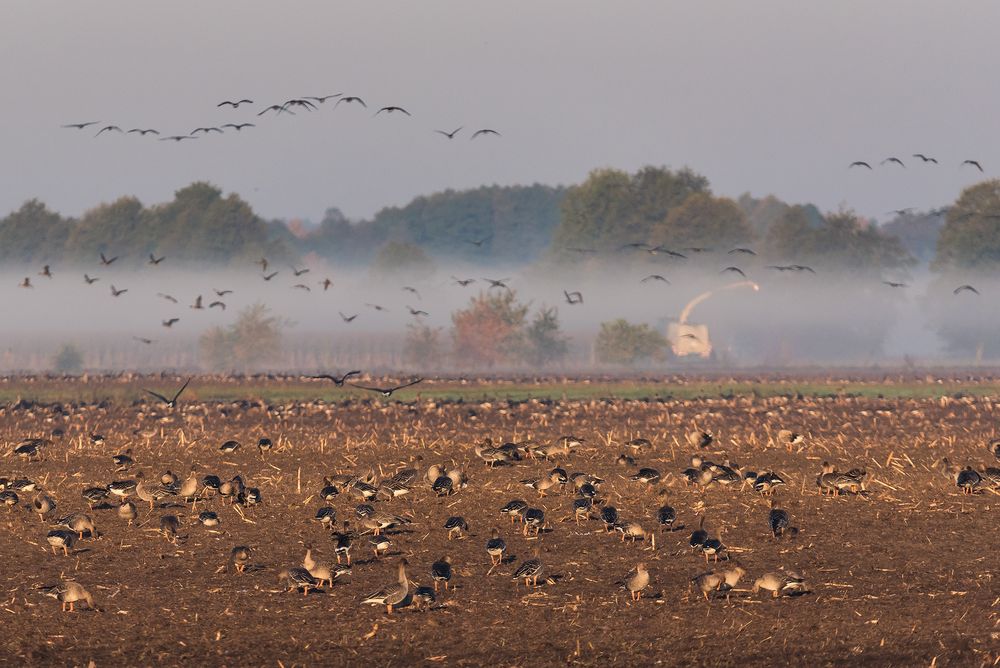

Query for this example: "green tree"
[403,322,445,369]
[649,193,752,250]
[933,181,1000,270]
[199,303,283,371]
[370,241,436,280]
[594,319,667,365]
[52,344,84,373]
[522,307,569,366]
[0,199,73,264]
[451,291,529,367]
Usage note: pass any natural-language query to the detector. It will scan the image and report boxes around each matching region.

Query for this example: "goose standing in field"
[989,439,1000,461]
[693,571,725,601]
[630,467,661,486]
[302,548,335,586]
[600,506,619,532]
[622,562,650,601]
[521,471,563,497]
[279,567,319,596]
[956,466,984,494]
[431,556,453,591]
[362,558,410,613]
[53,513,99,539]
[160,515,180,542]
[444,516,469,540]
[118,500,137,525]
[500,498,528,523]
[47,529,77,555]
[32,493,57,521]
[486,528,507,566]
[227,546,253,574]
[523,508,545,536]
[512,549,543,588]
[768,499,790,538]
[657,504,677,530]
[687,429,713,449]
[753,571,809,598]
[40,581,96,612]
[334,521,353,564]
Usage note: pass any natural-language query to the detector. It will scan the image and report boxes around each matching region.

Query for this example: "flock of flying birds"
[61,95,501,142]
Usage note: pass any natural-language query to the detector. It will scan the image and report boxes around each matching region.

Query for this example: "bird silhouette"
[143,378,191,408]
[849,161,872,169]
[84,274,99,284]
[464,236,492,247]
[214,289,232,297]
[721,266,746,277]
[95,125,123,137]
[258,104,295,116]
[886,208,913,216]
[366,303,388,312]
[320,278,333,291]
[435,127,462,139]
[209,301,226,310]
[349,378,424,397]
[39,265,52,278]
[292,284,311,292]
[62,121,100,130]
[133,337,154,344]
[100,252,118,266]
[881,157,905,168]
[221,123,255,131]
[162,318,179,328]
[728,247,756,255]
[483,278,510,289]
[127,128,159,136]
[110,285,127,297]
[217,99,253,108]
[640,274,669,284]
[283,99,318,111]
[191,127,223,135]
[292,266,310,277]
[402,286,421,299]
[452,277,475,286]
[335,96,367,108]
[912,153,938,164]
[954,284,980,295]
[262,272,278,281]
[191,296,204,309]
[18,277,32,288]
[148,253,165,265]
[305,94,342,103]
[407,306,429,317]
[157,293,178,304]
[564,290,583,305]
[882,281,907,288]
[311,371,362,386]
[257,257,269,272]
[375,106,411,116]
[159,135,197,142]
[471,129,501,139]
[961,160,984,172]
[339,312,358,323]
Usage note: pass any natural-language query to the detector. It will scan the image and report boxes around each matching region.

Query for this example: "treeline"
[3,167,1000,273]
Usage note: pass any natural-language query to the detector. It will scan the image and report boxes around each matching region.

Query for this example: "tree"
[52,344,84,374]
[594,319,666,365]
[370,241,436,281]
[521,307,569,366]
[403,322,445,369]
[451,291,529,368]
[199,303,283,371]
[0,199,73,264]
[933,180,1000,270]
[880,210,945,264]
[649,193,752,250]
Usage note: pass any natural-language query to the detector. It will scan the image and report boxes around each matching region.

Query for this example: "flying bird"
[143,378,191,408]
[221,123,255,131]
[110,285,127,297]
[882,281,907,288]
[292,266,310,277]
[849,161,872,169]
[292,284,311,292]
[127,128,159,136]
[339,312,358,323]
[214,289,232,297]
[320,278,333,291]
[961,160,984,172]
[464,236,492,247]
[483,278,510,289]
[62,121,100,130]
[728,247,756,255]
[148,253,165,265]
[407,306,429,317]
[912,153,938,164]
[133,337,154,344]
[159,135,197,142]
[435,127,462,139]
[885,208,913,216]
[217,99,254,108]
[262,272,278,281]
[157,293,178,304]
[100,252,118,266]
[471,129,501,139]
[311,370,362,387]
[84,274,99,284]
[640,274,669,284]
[257,257,269,272]
[257,104,294,116]
[39,265,52,278]
[375,106,411,116]
[19,277,32,288]
[452,277,475,286]
[283,98,318,111]
[191,127,223,135]
[191,296,204,309]
[954,284,980,295]
[162,318,179,328]
[881,157,905,168]
[365,303,388,312]
[402,286,421,299]
[564,290,583,305]
[790,265,816,273]
[349,378,424,397]
[335,96,367,108]
[209,301,226,310]
[721,266,746,277]
[95,125,123,137]
[304,94,342,103]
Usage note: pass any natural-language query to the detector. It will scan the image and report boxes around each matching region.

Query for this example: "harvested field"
[1,377,999,667]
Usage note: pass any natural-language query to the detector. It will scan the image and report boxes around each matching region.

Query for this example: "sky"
[2,1,1000,224]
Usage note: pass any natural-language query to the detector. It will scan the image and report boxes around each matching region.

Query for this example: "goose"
[40,581,96,612]
[768,499,790,538]
[118,500,137,525]
[753,571,808,598]
[361,559,410,613]
[279,567,319,596]
[160,515,179,542]
[511,549,543,587]
[334,521,353,564]
[227,546,253,574]
[486,528,507,566]
[444,516,469,540]
[523,508,545,536]
[32,493,57,522]
[500,499,528,523]
[623,563,650,601]
[47,529,77,555]
[52,513,99,539]
[431,556,452,591]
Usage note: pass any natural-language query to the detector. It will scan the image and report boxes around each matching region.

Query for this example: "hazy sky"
[3,1,999,224]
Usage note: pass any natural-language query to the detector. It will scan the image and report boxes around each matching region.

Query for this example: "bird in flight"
[62,121,100,130]
[110,285,127,297]
[912,153,938,164]
[95,125,123,137]
[375,106,411,116]
[19,277,32,288]
[961,160,984,172]
[886,208,913,216]
[471,129,501,139]
[292,266,310,277]
[339,312,358,323]
[335,96,367,108]
[464,236,492,247]
[641,274,669,284]
[292,284,311,292]
[311,370,362,386]
[213,289,232,297]
[218,99,253,108]
[452,277,475,286]
[162,318,179,328]
[881,157,905,168]
[365,303,388,312]
[349,378,424,397]
[882,281,907,288]
[39,265,52,278]
[262,272,279,281]
[143,377,191,408]
[954,284,980,295]
[100,252,118,266]
[257,257,269,272]
[564,290,583,305]
[435,127,462,139]
[133,336,154,344]
[407,306,429,317]
[157,293,178,304]
[849,161,872,169]
[483,277,510,289]
[159,135,197,142]
[320,278,333,291]
[190,295,204,309]
[148,253,165,265]
[84,274,99,284]
[221,123,255,132]
[728,247,756,256]
[305,94,341,104]
[127,128,159,136]
[402,286,421,299]
[283,99,318,112]
[209,301,226,310]
[191,127,223,135]
[683,247,712,253]
[790,265,816,273]
[258,104,295,116]
[721,266,746,277]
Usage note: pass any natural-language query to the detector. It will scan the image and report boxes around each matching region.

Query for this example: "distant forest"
[1,166,996,272]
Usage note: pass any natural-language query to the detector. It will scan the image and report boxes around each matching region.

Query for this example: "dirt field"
[1,377,998,667]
